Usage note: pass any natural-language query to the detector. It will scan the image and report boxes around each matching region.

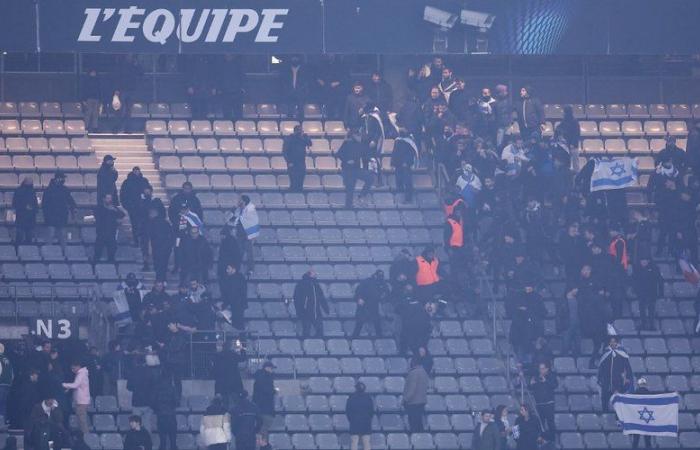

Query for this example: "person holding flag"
[612,380,679,443]
[229,195,260,274]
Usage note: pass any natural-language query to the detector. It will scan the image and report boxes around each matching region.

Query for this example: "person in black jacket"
[127,357,155,432]
[529,362,557,441]
[12,177,38,245]
[314,55,347,120]
[120,167,152,246]
[493,84,513,149]
[219,264,247,330]
[368,71,394,113]
[211,340,246,406]
[391,131,418,202]
[346,382,374,450]
[93,193,126,263]
[336,131,373,208]
[293,270,329,337]
[168,182,204,231]
[283,125,311,192]
[124,415,152,450]
[632,255,663,330]
[396,95,424,145]
[146,206,174,282]
[231,391,260,450]
[217,226,242,277]
[352,270,389,338]
[160,323,188,401]
[344,82,370,130]
[516,86,545,141]
[252,361,275,446]
[97,154,119,205]
[279,56,309,119]
[514,404,541,450]
[82,69,102,132]
[153,378,178,450]
[555,105,581,150]
[179,227,213,284]
[42,172,76,247]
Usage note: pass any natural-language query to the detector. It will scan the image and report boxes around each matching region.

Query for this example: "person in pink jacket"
[62,361,91,434]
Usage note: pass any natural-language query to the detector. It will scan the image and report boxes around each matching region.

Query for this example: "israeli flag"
[456,171,482,207]
[612,392,679,437]
[590,157,639,192]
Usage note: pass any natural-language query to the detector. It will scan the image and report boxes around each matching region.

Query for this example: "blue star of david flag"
[590,157,639,192]
[612,392,679,437]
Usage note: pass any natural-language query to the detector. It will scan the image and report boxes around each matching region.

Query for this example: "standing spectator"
[392,130,418,202]
[472,410,501,450]
[346,382,374,450]
[437,67,458,103]
[12,177,38,245]
[293,270,329,337]
[230,195,259,274]
[252,361,276,448]
[403,357,429,433]
[396,95,424,145]
[93,193,126,263]
[555,105,581,168]
[475,87,496,141]
[448,79,469,122]
[153,378,178,450]
[514,405,540,450]
[344,81,370,130]
[516,86,545,140]
[231,391,261,450]
[62,361,91,434]
[215,54,246,120]
[82,69,102,132]
[493,405,511,450]
[399,296,433,355]
[352,270,388,338]
[146,206,175,282]
[124,415,153,450]
[336,130,373,208]
[0,343,13,420]
[529,362,557,442]
[219,264,247,330]
[368,71,394,113]
[493,84,513,148]
[119,167,152,246]
[27,398,66,450]
[574,265,609,367]
[101,341,123,396]
[280,55,308,119]
[97,155,119,205]
[631,378,653,449]
[687,121,700,175]
[648,158,680,256]
[199,397,231,450]
[161,323,188,401]
[414,246,443,302]
[283,125,311,192]
[217,226,242,276]
[656,136,687,172]
[632,254,663,331]
[168,182,204,228]
[172,203,204,275]
[315,54,347,119]
[211,340,246,405]
[179,226,213,283]
[597,336,633,412]
[127,357,155,432]
[16,369,42,430]
[42,172,76,248]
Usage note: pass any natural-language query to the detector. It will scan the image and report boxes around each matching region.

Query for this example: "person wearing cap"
[93,193,126,263]
[11,177,38,245]
[230,391,261,450]
[631,378,652,449]
[343,81,370,130]
[283,125,311,192]
[42,172,76,248]
[632,254,663,331]
[119,167,152,246]
[293,270,329,337]
[252,361,276,446]
[97,154,119,206]
[403,357,429,433]
[346,382,374,450]
[352,270,389,338]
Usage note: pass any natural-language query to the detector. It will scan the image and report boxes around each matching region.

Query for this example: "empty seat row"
[0,155,99,172]
[0,172,95,189]
[163,173,434,192]
[1,262,143,281]
[0,119,86,136]
[578,120,687,137]
[146,119,347,137]
[151,137,393,155]
[0,101,84,119]
[544,103,700,119]
[158,155,340,173]
[580,138,686,154]
[0,136,93,153]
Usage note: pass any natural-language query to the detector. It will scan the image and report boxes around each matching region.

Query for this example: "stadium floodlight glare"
[423,6,459,30]
[460,9,495,31]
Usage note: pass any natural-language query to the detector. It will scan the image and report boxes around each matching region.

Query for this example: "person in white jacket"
[199,397,231,450]
[62,361,91,434]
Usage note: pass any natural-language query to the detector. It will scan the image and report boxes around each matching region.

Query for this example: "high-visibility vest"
[416,256,440,286]
[447,218,464,248]
[608,236,628,270]
[443,198,464,217]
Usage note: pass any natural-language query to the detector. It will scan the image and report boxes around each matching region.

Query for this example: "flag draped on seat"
[590,157,638,192]
[612,392,679,437]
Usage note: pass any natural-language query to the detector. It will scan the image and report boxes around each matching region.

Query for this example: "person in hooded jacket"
[219,264,247,330]
[120,167,152,246]
[179,226,213,284]
[12,177,38,245]
[346,382,374,450]
[145,206,174,282]
[93,193,125,263]
[252,361,276,445]
[211,340,246,405]
[571,264,609,367]
[632,254,663,331]
[391,130,418,202]
[42,172,76,247]
[230,391,260,450]
[352,270,389,338]
[293,270,329,337]
[97,155,119,205]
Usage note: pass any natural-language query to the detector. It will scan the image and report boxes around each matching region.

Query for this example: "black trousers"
[342,167,373,206]
[301,318,324,337]
[157,415,177,450]
[639,297,656,329]
[288,164,306,192]
[406,404,425,432]
[153,248,171,282]
[395,166,414,201]
[352,314,381,337]
[536,402,556,440]
[632,435,652,448]
[94,235,117,262]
